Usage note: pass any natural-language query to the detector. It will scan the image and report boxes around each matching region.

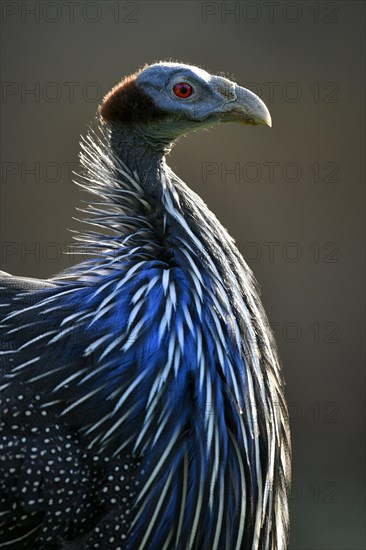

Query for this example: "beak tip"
[254,112,271,128]
[261,107,272,128]
[248,96,272,128]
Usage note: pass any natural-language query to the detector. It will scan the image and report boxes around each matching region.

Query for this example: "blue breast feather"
[2,125,290,549]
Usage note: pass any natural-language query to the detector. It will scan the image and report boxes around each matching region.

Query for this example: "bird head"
[99,62,271,147]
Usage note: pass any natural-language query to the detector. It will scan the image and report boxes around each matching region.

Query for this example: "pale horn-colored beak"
[226,84,272,127]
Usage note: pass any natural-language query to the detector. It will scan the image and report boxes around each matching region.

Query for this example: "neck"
[109,122,175,193]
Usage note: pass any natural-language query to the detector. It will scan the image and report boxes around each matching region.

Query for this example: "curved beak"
[223,84,272,127]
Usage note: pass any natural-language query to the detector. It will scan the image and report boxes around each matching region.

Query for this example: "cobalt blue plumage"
[0,62,291,549]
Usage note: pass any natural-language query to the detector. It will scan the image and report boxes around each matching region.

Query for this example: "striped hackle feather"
[1,121,290,549]
[1,63,290,549]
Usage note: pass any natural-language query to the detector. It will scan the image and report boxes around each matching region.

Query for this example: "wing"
[0,265,162,549]
[0,270,55,371]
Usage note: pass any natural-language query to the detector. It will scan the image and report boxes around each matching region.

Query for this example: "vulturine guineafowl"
[0,62,291,549]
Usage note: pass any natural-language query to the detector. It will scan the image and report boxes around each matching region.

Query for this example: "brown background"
[1,1,365,548]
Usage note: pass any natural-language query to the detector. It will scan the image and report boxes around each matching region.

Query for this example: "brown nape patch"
[99,69,167,124]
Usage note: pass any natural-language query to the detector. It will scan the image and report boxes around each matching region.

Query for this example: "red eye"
[173,82,193,98]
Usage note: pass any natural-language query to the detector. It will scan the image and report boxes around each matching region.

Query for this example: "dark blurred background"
[1,1,365,548]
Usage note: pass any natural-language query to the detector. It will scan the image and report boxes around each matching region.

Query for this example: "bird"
[0,62,291,550]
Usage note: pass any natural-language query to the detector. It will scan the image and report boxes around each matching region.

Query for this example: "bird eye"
[173,82,193,98]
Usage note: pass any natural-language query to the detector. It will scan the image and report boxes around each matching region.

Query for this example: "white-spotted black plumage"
[0,62,290,549]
